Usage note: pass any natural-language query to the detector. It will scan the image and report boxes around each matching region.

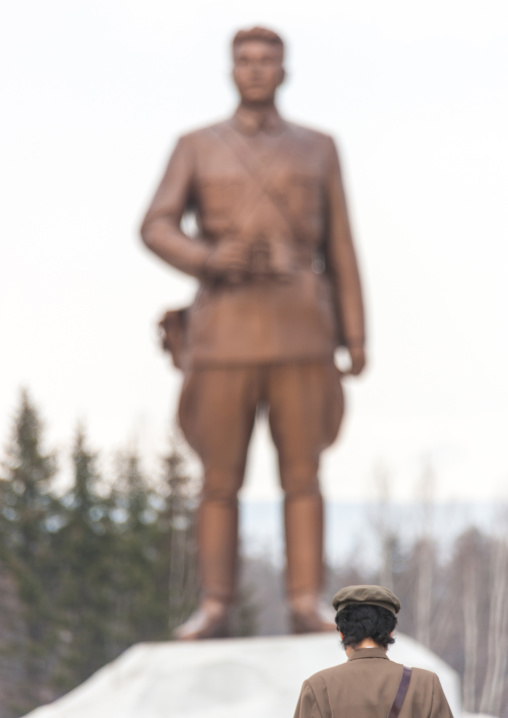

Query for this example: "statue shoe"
[173,598,231,641]
[289,593,336,634]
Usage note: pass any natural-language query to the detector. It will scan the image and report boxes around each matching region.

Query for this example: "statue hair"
[232,27,284,57]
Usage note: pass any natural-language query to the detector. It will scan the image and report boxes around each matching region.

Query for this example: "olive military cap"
[332,585,401,615]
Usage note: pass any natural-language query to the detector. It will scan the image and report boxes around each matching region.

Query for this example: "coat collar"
[231,105,286,136]
[348,647,390,662]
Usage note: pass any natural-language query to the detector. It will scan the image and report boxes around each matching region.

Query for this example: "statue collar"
[231,105,286,136]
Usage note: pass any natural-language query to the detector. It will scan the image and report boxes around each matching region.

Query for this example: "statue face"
[232,40,285,104]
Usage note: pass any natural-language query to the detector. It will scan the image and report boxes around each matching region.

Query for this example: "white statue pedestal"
[24,632,462,718]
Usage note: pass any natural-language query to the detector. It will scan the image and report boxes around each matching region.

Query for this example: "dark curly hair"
[335,604,397,649]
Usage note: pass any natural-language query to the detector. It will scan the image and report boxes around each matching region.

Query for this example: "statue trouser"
[175,361,344,639]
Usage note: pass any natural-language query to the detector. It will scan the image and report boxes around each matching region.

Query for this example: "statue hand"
[337,345,366,376]
[348,345,366,375]
[204,242,249,282]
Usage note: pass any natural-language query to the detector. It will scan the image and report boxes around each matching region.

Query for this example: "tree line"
[0,390,199,717]
[1,390,508,717]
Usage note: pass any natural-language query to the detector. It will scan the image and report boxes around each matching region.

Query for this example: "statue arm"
[324,137,366,375]
[140,136,210,278]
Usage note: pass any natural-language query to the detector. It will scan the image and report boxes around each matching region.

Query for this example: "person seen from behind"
[293,585,454,718]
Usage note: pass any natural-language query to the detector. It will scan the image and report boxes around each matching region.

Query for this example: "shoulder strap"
[387,666,412,718]
[210,123,304,241]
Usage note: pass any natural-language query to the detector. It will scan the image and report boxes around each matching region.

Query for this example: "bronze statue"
[141,27,366,639]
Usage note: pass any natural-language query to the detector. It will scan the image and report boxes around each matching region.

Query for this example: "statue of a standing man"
[141,27,366,639]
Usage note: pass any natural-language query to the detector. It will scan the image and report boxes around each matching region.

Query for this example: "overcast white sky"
[1,0,507,502]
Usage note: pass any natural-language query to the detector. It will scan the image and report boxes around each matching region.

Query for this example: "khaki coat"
[293,647,454,718]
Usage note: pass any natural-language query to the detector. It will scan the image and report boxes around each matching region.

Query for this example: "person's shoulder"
[411,666,442,684]
[383,656,438,681]
[305,662,349,689]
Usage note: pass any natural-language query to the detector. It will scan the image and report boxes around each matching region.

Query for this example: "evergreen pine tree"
[0,389,59,714]
[0,560,26,718]
[53,425,116,691]
[109,450,168,646]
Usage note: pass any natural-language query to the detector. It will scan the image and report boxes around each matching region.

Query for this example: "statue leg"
[174,365,259,639]
[267,361,344,633]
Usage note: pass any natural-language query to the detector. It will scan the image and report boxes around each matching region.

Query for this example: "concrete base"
[24,633,462,718]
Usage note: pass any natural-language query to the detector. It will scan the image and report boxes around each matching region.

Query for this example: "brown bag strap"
[387,666,412,718]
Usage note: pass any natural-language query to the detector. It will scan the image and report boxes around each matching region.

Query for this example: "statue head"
[231,27,285,105]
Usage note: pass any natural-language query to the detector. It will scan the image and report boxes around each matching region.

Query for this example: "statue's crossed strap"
[210,122,306,244]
